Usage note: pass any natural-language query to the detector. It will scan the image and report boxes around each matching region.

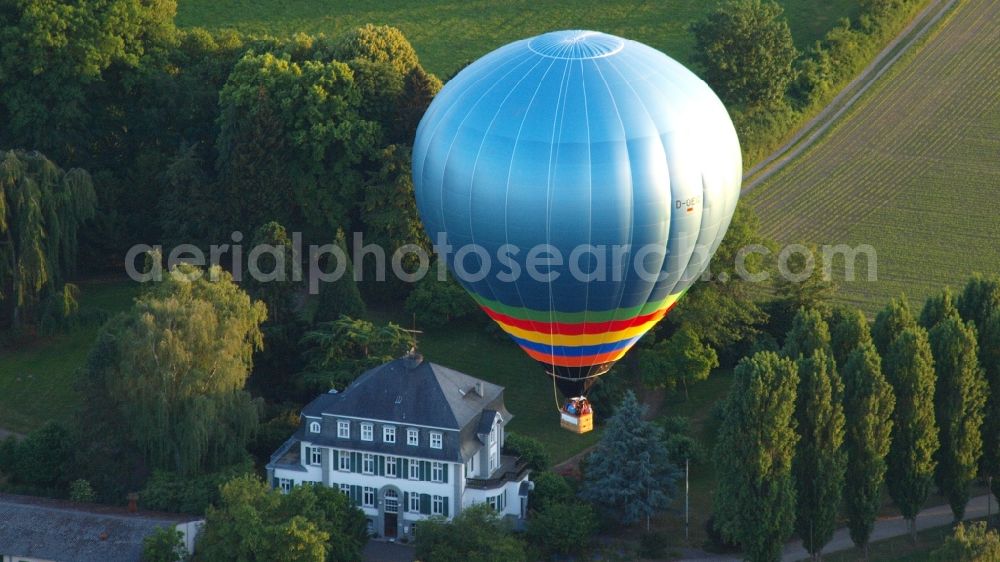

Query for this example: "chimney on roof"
[475,381,484,397]
[405,347,423,369]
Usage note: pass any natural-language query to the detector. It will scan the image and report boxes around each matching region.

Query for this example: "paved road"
[363,540,415,562]
[684,494,996,561]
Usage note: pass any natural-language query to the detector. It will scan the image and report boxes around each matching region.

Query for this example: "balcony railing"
[465,456,530,490]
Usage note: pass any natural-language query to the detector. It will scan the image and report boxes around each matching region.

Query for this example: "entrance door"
[383,489,399,538]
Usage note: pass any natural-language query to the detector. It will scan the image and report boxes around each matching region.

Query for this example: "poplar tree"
[980,310,1000,507]
[782,307,831,360]
[872,296,916,358]
[919,287,960,330]
[793,350,846,561]
[842,342,895,555]
[829,306,874,370]
[884,327,939,541]
[957,274,1000,331]
[929,316,988,521]
[714,352,799,562]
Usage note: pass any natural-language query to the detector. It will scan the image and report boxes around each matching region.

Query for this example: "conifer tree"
[782,307,831,360]
[829,306,874,370]
[919,287,960,330]
[872,296,916,358]
[580,391,680,529]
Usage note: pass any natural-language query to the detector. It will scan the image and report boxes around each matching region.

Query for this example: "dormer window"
[430,432,442,449]
[309,421,321,434]
[337,420,350,438]
[407,428,419,446]
[361,423,373,442]
[383,426,396,443]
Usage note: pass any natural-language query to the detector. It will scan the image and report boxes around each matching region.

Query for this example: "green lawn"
[823,518,999,562]
[747,0,1000,316]
[0,279,141,433]
[175,0,857,77]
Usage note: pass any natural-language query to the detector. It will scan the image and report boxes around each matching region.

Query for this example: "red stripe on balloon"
[520,346,629,367]
[479,301,677,336]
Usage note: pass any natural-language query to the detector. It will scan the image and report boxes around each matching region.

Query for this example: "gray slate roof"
[302,355,508,430]
[0,493,200,562]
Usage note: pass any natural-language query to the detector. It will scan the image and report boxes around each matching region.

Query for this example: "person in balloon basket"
[564,398,592,417]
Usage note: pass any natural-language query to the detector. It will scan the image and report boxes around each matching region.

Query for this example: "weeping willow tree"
[0,150,96,329]
[79,263,267,475]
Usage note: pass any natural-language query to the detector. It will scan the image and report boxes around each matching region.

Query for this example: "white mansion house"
[266,352,532,539]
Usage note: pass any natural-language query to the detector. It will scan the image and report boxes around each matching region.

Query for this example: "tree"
[245,221,298,325]
[980,310,1000,506]
[690,0,798,108]
[872,296,916,358]
[197,474,368,562]
[792,350,846,560]
[929,316,987,521]
[920,287,960,330]
[639,326,719,399]
[396,65,443,142]
[526,502,598,559]
[334,24,419,76]
[404,269,478,329]
[931,522,1000,562]
[768,245,835,336]
[527,471,574,515]
[0,421,74,491]
[714,352,799,562]
[957,274,1000,331]
[298,315,412,393]
[0,151,96,329]
[828,306,874,369]
[415,503,526,562]
[580,391,680,529]
[502,432,550,472]
[841,342,895,554]
[782,307,831,360]
[142,526,188,562]
[76,263,266,475]
[314,230,366,323]
[885,326,939,541]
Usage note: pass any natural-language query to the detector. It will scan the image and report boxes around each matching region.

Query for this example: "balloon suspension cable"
[551,370,563,414]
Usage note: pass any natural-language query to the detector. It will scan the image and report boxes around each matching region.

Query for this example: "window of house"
[408,460,420,480]
[431,462,444,482]
[361,423,373,441]
[309,421,321,434]
[338,452,351,472]
[363,486,375,507]
[409,492,420,513]
[407,428,419,446]
[383,425,396,443]
[430,432,442,449]
[489,450,498,473]
[309,447,322,466]
[337,420,350,438]
[339,483,350,495]
[465,456,475,477]
[489,424,497,445]
[279,478,292,493]
[432,495,444,515]
[386,457,397,478]
[362,453,375,474]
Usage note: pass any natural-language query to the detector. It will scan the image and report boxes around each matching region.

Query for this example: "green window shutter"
[378,455,385,476]
[402,458,408,476]
[443,463,448,483]
[352,452,359,472]
[351,485,361,505]
[443,497,449,517]
[420,493,431,515]
[422,461,429,481]
[304,446,311,464]
[272,477,279,489]
[333,449,339,467]
[403,492,409,511]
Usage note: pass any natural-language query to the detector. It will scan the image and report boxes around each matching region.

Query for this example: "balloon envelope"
[412,30,741,396]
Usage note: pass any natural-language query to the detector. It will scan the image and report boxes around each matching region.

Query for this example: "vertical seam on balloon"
[586,57,634,375]
[578,56,594,380]
[542,51,576,363]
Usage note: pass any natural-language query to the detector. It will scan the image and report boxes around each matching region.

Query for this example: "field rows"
[747,0,1000,314]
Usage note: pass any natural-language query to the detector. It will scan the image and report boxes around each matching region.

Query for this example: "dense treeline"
[711,274,1000,561]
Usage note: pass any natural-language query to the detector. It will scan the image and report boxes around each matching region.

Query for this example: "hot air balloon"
[412,30,742,433]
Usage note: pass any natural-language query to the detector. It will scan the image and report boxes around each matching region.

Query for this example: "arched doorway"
[383,488,399,538]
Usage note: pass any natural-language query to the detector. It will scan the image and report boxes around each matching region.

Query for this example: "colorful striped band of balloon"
[473,291,684,368]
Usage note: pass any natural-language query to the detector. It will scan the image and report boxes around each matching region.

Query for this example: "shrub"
[503,432,550,472]
[638,530,671,559]
[69,479,96,503]
[931,522,1000,562]
[526,502,598,558]
[142,527,188,562]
